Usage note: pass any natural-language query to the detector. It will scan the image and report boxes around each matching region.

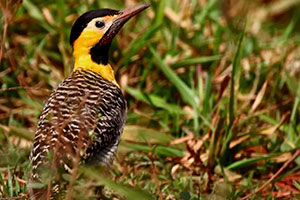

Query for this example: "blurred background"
[1,0,300,199]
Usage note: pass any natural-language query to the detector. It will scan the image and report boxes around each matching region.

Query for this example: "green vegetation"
[1,0,300,199]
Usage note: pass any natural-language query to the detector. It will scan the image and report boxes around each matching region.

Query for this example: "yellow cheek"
[73,30,103,58]
[74,30,103,48]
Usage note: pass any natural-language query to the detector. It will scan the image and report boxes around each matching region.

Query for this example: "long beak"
[99,4,150,46]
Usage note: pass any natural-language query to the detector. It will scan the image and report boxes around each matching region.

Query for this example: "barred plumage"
[29,69,126,198]
[30,69,126,171]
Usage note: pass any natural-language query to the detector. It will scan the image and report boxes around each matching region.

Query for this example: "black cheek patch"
[89,43,111,65]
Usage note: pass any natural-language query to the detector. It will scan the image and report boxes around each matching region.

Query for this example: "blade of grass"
[294,181,300,191]
[125,87,186,114]
[171,55,222,68]
[14,175,20,195]
[288,81,300,141]
[119,141,185,157]
[280,10,300,45]
[154,145,186,157]
[7,169,13,197]
[220,28,245,165]
[227,153,281,170]
[0,172,8,196]
[122,125,175,145]
[22,0,44,21]
[202,24,223,115]
[153,0,165,26]
[229,34,244,126]
[0,125,34,141]
[196,0,218,26]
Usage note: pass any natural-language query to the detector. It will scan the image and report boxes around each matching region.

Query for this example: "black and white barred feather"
[29,69,126,199]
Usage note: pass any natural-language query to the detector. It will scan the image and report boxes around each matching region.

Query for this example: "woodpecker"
[29,4,149,199]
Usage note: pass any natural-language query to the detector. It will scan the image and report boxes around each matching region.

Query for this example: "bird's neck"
[73,44,118,86]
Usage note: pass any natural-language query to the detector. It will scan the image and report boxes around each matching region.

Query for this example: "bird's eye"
[95,21,105,28]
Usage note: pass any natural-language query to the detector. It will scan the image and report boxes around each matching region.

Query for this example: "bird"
[28,4,149,199]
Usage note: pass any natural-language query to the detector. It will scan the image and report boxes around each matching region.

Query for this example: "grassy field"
[1,0,300,199]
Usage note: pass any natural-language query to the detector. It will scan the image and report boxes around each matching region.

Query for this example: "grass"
[1,0,300,199]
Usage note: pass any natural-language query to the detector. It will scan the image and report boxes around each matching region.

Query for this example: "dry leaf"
[250,81,267,113]
[271,152,292,163]
[170,134,194,145]
[229,135,249,149]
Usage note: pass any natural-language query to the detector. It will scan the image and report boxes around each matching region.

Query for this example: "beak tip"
[140,4,150,12]
[120,4,150,16]
[142,3,151,9]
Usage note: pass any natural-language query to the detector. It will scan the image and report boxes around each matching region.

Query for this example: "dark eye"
[95,21,105,28]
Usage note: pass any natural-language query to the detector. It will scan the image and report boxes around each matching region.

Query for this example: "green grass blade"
[14,175,20,195]
[196,0,218,25]
[229,33,244,126]
[288,93,299,142]
[290,86,300,123]
[153,0,165,26]
[171,55,221,68]
[0,172,8,196]
[202,25,223,115]
[280,11,300,45]
[294,181,300,191]
[125,87,186,114]
[227,153,280,170]
[220,29,245,165]
[22,0,44,22]
[0,125,34,141]
[154,145,186,157]
[7,170,13,197]
[122,125,175,145]
[119,141,185,157]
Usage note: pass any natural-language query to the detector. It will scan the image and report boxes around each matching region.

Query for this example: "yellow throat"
[72,30,118,86]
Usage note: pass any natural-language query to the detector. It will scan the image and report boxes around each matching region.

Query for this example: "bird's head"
[70,4,149,83]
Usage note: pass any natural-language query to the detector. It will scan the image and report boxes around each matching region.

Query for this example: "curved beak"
[99,4,150,46]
